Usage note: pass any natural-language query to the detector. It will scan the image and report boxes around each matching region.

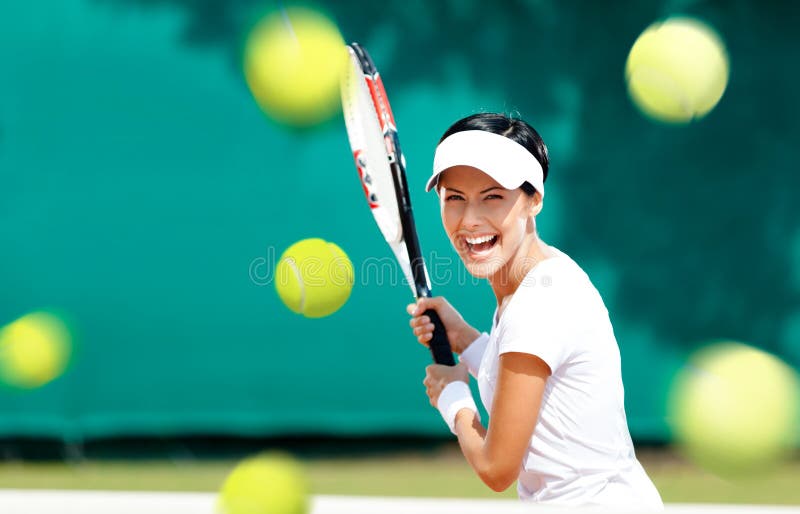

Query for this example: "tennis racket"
[340,43,455,366]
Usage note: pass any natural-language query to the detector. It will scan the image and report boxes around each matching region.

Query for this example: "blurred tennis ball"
[243,7,347,127]
[668,342,800,476]
[626,17,729,123]
[218,452,309,514]
[0,311,72,389]
[275,238,354,318]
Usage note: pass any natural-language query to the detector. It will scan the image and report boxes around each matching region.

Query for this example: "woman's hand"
[423,362,470,408]
[406,297,480,355]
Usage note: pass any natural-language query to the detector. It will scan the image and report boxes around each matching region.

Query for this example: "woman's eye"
[445,195,464,201]
[485,194,502,200]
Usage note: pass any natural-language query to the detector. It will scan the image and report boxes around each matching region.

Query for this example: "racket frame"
[345,43,455,366]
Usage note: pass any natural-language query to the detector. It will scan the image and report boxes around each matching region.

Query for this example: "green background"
[1,0,798,442]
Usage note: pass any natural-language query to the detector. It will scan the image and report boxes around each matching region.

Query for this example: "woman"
[407,113,663,509]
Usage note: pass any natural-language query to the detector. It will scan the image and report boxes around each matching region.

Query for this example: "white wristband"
[436,381,479,435]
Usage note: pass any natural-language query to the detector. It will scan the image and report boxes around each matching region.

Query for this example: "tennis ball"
[626,17,729,123]
[275,238,354,318]
[668,342,800,476]
[218,453,309,514]
[243,7,347,127]
[0,311,72,389]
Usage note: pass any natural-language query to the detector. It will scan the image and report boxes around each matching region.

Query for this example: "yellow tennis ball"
[668,342,800,476]
[218,453,309,514]
[275,238,354,318]
[0,311,72,389]
[626,17,729,123]
[243,7,347,127]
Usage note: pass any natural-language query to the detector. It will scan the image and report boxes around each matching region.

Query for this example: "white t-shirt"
[459,248,663,509]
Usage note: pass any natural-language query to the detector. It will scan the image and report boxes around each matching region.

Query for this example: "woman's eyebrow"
[444,187,502,194]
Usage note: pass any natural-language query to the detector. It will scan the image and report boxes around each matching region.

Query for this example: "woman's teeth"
[466,235,495,245]
[465,235,498,253]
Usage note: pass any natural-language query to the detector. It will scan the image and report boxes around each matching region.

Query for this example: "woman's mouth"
[462,234,499,258]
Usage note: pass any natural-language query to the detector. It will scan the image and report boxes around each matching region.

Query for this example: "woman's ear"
[529,191,544,217]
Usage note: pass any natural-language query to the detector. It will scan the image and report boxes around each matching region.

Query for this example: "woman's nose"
[460,202,484,229]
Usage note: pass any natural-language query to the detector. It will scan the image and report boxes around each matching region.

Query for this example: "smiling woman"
[407,113,663,509]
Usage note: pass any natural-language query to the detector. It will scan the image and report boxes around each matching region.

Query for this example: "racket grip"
[424,309,456,366]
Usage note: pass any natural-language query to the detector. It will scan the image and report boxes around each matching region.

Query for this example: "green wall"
[1,0,798,442]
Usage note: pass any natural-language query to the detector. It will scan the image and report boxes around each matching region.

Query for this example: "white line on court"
[0,490,798,514]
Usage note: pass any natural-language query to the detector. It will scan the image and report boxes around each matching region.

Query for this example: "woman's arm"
[439,352,550,492]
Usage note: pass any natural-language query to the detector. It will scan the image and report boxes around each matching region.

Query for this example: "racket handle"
[424,309,456,366]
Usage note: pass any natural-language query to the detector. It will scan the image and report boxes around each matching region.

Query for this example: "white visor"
[426,130,544,197]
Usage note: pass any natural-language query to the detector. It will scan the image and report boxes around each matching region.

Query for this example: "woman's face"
[438,165,539,279]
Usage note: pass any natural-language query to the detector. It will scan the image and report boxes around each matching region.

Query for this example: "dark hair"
[438,112,549,196]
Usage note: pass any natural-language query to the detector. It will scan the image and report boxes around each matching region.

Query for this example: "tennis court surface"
[1,490,799,514]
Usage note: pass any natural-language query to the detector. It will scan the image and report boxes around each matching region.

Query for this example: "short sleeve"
[496,272,575,374]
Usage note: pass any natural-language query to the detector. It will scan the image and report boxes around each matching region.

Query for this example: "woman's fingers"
[410,297,442,316]
[414,325,433,337]
[408,297,437,315]
[423,374,437,406]
[413,323,435,334]
[408,316,430,328]
[409,313,434,346]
